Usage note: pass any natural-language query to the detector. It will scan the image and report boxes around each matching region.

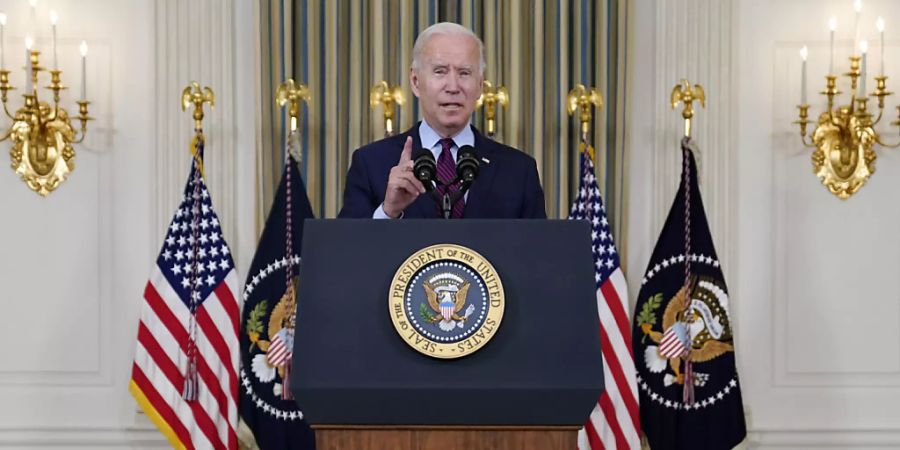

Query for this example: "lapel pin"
[481,157,490,164]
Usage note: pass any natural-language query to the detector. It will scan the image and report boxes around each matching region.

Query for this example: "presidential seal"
[389,244,504,359]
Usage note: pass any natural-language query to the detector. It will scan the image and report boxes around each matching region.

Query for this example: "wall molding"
[0,427,167,448]
[749,429,900,448]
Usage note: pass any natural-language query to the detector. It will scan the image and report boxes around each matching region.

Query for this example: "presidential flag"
[570,146,641,450]
[632,138,746,449]
[237,149,316,450]
[130,139,242,450]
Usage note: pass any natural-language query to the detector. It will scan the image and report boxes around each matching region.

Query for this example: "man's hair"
[411,22,485,75]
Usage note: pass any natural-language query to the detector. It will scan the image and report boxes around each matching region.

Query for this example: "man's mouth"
[439,102,463,110]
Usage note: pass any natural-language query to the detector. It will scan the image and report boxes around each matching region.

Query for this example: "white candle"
[25,37,32,93]
[860,40,868,96]
[829,17,837,74]
[800,46,808,104]
[79,41,87,99]
[854,0,862,54]
[50,10,57,70]
[877,17,885,76]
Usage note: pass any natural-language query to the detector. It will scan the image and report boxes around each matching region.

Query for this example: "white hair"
[411,22,485,75]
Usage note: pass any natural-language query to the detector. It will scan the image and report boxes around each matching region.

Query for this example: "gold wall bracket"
[793,56,900,200]
[4,50,92,196]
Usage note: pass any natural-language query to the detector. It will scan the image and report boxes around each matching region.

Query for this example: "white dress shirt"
[373,120,475,219]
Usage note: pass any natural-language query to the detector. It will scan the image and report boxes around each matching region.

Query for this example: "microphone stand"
[431,178,473,219]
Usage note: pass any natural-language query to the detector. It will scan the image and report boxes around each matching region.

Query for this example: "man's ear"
[409,67,421,98]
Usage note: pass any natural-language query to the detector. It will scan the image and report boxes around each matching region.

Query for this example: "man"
[338,22,546,219]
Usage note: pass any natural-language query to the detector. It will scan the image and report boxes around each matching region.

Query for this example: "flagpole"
[178,81,216,402]
[275,78,310,400]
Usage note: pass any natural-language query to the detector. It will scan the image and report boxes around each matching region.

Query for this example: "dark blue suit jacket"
[338,123,547,219]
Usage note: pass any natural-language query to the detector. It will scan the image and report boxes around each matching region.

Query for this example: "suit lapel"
[461,127,498,218]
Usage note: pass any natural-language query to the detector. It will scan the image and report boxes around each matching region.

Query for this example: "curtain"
[257,0,630,249]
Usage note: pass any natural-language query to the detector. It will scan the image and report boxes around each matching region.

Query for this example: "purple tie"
[435,138,465,219]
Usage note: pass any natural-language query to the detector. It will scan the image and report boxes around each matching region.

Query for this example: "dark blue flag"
[632,138,746,449]
[237,154,316,449]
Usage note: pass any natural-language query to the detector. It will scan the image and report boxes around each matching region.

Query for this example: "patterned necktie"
[435,138,465,219]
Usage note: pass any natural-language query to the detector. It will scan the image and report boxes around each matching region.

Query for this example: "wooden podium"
[313,425,578,450]
[292,220,604,449]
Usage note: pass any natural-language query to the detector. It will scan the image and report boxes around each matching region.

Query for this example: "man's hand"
[383,137,426,218]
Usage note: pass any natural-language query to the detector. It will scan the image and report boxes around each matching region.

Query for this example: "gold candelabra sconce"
[370,81,403,137]
[3,39,92,196]
[566,84,603,159]
[671,79,706,138]
[793,11,900,200]
[794,58,898,199]
[476,80,508,138]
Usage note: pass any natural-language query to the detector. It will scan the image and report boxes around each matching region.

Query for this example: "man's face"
[410,33,483,138]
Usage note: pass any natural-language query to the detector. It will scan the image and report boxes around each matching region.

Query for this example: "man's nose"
[444,74,461,93]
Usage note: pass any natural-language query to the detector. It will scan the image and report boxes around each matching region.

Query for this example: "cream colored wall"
[0,0,258,447]
[627,0,900,448]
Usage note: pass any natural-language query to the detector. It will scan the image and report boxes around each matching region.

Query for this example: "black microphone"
[456,145,479,184]
[412,148,437,191]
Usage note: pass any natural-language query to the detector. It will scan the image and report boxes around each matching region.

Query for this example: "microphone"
[456,145,479,184]
[412,148,436,191]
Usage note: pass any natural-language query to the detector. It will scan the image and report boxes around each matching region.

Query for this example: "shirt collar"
[418,120,475,150]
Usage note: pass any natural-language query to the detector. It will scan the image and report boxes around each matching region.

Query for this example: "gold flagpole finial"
[370,81,405,137]
[181,81,215,133]
[670,79,706,138]
[476,80,509,138]
[566,84,603,159]
[276,78,311,133]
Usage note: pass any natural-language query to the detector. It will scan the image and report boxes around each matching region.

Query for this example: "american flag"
[130,146,241,450]
[569,148,641,450]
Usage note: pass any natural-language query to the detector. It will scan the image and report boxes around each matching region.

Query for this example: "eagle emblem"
[422,273,477,331]
[639,275,734,387]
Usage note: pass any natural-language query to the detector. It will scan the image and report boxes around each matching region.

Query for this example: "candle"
[854,0,862,54]
[829,17,837,74]
[877,17,885,76]
[50,10,58,70]
[25,37,32,93]
[859,40,868,96]
[800,46,808,104]
[79,41,87,100]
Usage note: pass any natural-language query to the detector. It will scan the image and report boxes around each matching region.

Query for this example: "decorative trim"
[749,429,900,448]
[0,427,168,447]
[2,427,896,448]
